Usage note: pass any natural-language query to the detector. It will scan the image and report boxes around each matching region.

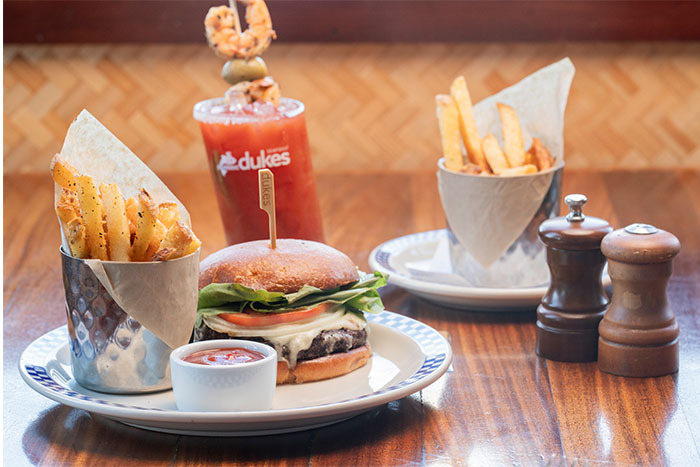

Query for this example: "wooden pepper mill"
[598,223,681,377]
[536,194,613,362]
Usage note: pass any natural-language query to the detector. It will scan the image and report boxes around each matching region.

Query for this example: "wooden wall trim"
[5,1,700,43]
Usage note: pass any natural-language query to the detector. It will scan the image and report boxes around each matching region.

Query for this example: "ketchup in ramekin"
[170,339,277,411]
[183,347,266,366]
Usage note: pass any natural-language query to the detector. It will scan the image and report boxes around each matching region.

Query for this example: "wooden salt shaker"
[598,224,681,377]
[536,194,613,362]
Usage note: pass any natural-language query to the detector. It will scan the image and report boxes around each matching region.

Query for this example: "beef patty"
[193,326,368,363]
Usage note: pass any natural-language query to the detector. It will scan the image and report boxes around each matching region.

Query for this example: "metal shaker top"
[538,194,613,250]
[602,223,680,264]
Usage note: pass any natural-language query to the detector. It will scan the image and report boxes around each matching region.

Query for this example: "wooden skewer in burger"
[194,170,387,384]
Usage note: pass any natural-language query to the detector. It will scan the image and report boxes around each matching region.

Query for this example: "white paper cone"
[438,161,556,267]
[438,58,575,275]
[55,109,199,349]
[84,251,200,349]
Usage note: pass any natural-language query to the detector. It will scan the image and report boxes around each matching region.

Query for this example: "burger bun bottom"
[277,344,372,385]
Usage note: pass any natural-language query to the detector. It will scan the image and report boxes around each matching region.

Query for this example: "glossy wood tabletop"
[4,169,700,466]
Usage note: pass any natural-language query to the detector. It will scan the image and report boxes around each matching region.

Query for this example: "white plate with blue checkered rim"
[19,310,451,436]
[369,229,610,310]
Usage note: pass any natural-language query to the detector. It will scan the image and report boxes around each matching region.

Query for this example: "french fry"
[75,175,109,260]
[450,76,490,173]
[529,137,555,171]
[55,197,89,258]
[150,248,175,262]
[497,103,527,168]
[100,183,131,262]
[498,164,538,176]
[144,220,168,261]
[64,217,89,258]
[125,197,139,237]
[183,235,202,257]
[51,155,78,190]
[459,163,484,175]
[482,134,510,174]
[157,203,180,229]
[153,221,193,261]
[436,94,463,172]
[131,189,158,261]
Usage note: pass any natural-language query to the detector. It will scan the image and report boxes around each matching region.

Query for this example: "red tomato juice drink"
[194,97,324,245]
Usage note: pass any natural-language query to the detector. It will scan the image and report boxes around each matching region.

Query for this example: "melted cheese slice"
[203,309,368,368]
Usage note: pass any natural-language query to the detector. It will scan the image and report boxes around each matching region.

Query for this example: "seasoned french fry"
[124,196,139,238]
[75,175,109,260]
[100,183,131,262]
[482,134,510,174]
[529,137,554,171]
[157,203,180,229]
[51,155,78,190]
[497,103,527,168]
[498,164,538,176]
[131,190,158,261]
[436,95,463,172]
[144,220,168,261]
[64,217,89,258]
[450,76,490,173]
[153,221,193,261]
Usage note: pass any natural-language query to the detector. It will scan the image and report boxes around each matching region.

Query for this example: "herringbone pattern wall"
[4,42,700,173]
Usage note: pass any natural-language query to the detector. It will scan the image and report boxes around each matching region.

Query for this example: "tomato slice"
[219,302,331,327]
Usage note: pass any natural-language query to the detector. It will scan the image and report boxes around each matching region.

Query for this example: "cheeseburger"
[195,239,387,384]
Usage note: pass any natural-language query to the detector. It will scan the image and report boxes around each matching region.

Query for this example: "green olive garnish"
[221,57,269,85]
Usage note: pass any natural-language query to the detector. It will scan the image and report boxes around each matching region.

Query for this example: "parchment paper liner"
[437,58,575,270]
[55,110,198,348]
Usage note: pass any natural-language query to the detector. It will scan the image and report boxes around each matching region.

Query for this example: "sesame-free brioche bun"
[199,239,359,293]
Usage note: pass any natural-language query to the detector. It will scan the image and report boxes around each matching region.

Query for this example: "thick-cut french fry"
[144,220,168,261]
[153,221,193,261]
[183,235,202,257]
[436,95,463,172]
[150,248,175,262]
[124,197,139,237]
[529,137,554,171]
[100,183,131,262]
[157,203,180,229]
[459,163,484,175]
[55,202,78,225]
[131,190,158,261]
[51,155,79,190]
[64,217,89,258]
[482,134,510,174]
[497,103,527,168]
[75,175,109,260]
[498,164,538,176]
[450,76,490,173]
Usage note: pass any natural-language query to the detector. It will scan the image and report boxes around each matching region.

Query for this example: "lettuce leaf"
[196,271,388,328]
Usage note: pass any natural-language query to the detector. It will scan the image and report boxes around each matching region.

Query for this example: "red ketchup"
[183,348,266,366]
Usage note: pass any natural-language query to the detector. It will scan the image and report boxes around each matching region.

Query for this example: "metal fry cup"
[60,248,172,394]
[437,160,563,288]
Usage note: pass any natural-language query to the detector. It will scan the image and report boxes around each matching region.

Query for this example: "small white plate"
[369,230,610,311]
[19,311,451,437]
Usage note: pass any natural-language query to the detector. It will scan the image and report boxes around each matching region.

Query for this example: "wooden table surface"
[4,169,700,466]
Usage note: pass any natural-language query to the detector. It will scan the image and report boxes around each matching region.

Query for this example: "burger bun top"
[199,239,359,293]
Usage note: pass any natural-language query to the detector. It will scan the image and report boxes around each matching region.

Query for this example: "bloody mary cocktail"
[194,97,324,245]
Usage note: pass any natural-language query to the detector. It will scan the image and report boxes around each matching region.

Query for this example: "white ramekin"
[169,339,277,412]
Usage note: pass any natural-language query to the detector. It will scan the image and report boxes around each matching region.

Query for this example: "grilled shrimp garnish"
[205,0,276,60]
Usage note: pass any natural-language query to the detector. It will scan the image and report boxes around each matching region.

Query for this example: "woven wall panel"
[4,43,700,173]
